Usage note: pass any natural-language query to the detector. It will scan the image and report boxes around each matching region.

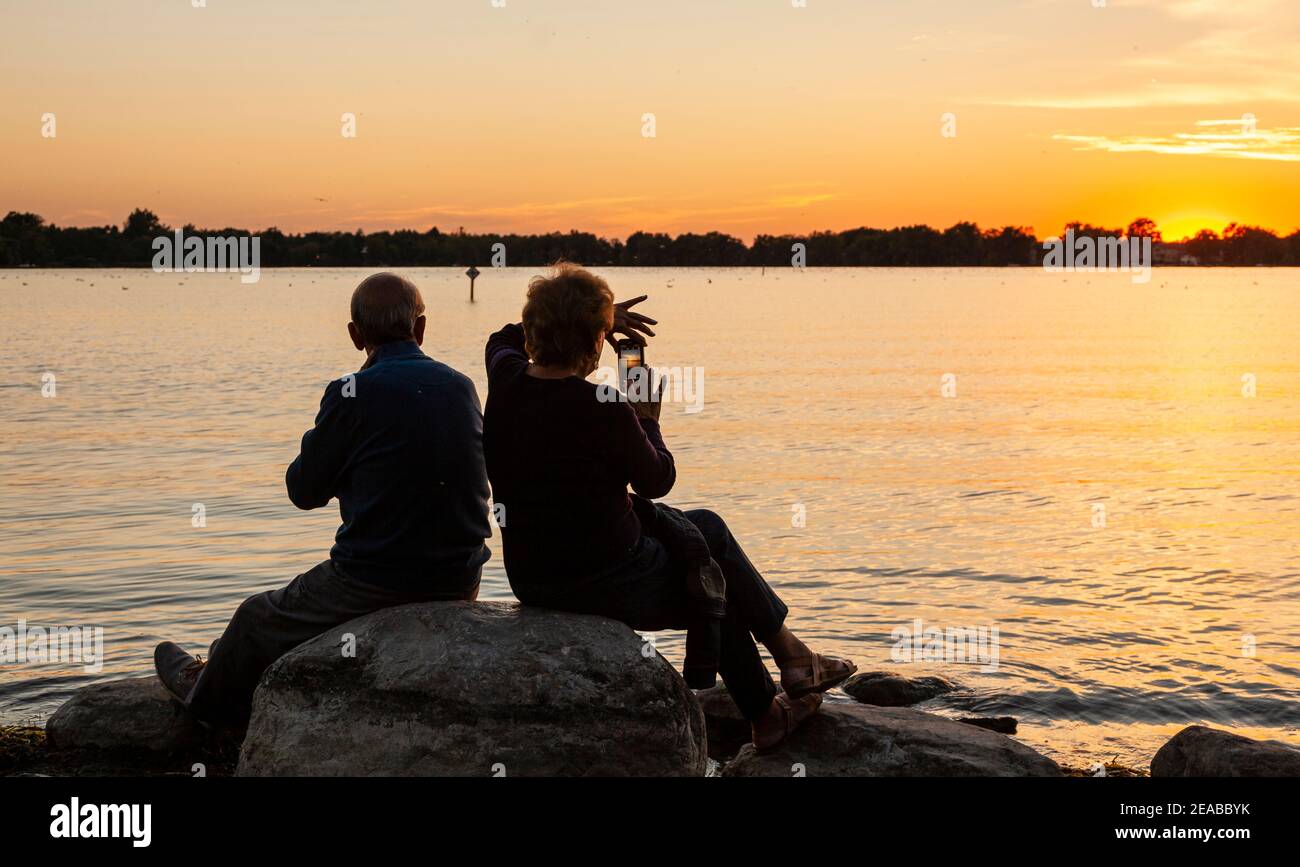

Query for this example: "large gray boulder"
[237,601,707,777]
[1151,725,1300,777]
[720,702,1061,777]
[45,677,203,755]
[842,670,958,707]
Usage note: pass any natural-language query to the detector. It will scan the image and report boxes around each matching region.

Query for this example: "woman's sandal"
[753,692,823,754]
[780,653,858,699]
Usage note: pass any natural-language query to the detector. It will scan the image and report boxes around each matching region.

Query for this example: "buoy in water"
[466,265,481,302]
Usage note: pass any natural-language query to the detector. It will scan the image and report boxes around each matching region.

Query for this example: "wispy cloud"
[1054,119,1300,162]
[980,85,1300,110]
[977,0,1300,110]
[767,193,836,209]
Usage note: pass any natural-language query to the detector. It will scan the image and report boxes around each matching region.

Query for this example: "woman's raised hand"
[607,295,657,347]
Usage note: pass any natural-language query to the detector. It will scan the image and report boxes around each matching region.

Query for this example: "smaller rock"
[841,670,958,706]
[695,685,752,760]
[1151,725,1300,777]
[46,677,203,756]
[957,716,1018,734]
[721,703,1060,777]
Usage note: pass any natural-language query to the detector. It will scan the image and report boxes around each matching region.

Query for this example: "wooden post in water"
[466,265,481,302]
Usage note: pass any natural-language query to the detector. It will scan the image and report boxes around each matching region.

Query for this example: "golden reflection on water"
[1,267,1298,768]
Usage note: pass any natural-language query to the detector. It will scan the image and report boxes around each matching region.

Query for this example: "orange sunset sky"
[2,0,1298,242]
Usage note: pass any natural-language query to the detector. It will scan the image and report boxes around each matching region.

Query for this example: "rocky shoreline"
[4,601,1297,777]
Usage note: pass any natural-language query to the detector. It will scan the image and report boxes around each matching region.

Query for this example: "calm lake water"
[2,266,1298,769]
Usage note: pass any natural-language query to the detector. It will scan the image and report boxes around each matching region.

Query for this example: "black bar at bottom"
[3,776,1284,853]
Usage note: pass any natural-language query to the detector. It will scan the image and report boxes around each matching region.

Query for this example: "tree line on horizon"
[2,208,1299,268]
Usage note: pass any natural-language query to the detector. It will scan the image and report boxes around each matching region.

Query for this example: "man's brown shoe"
[154,641,205,705]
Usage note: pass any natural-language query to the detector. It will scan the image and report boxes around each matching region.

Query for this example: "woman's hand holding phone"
[627,367,664,423]
[609,294,661,421]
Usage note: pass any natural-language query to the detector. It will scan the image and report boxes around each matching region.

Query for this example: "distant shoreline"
[5,209,1299,268]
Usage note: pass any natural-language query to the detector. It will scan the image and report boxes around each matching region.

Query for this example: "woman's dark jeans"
[516,508,788,722]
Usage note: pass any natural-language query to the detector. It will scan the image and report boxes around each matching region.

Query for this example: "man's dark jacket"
[286,339,492,590]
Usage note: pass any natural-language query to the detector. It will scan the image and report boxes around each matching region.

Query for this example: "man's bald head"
[350,272,426,347]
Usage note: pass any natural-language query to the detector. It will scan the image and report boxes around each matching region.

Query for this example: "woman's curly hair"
[522,263,614,373]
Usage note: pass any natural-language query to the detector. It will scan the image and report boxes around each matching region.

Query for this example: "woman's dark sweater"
[483,323,676,593]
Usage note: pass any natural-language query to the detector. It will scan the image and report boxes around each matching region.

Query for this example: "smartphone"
[616,339,644,391]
